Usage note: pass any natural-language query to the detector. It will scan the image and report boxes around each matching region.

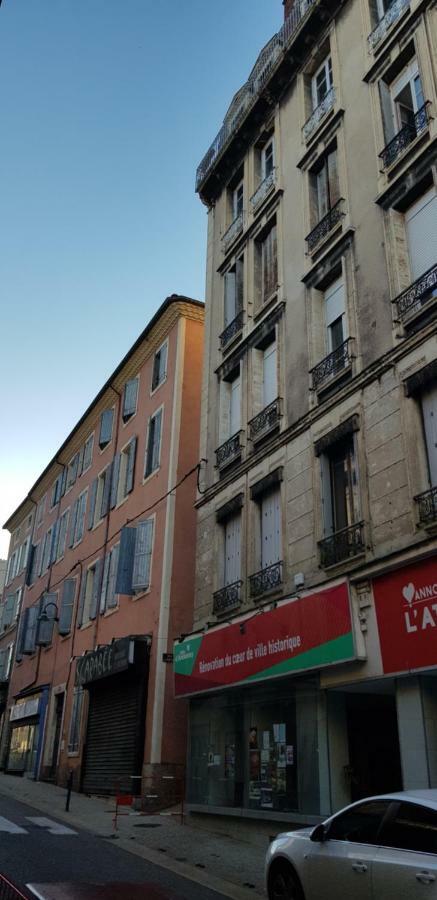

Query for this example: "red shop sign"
[174,581,355,696]
[374,556,437,675]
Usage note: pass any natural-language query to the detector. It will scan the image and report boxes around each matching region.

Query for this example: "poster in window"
[277,742,286,767]
[249,726,258,749]
[249,749,261,780]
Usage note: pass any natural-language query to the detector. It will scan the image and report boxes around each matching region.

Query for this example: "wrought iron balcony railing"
[306,198,345,254]
[393,263,437,323]
[250,168,277,212]
[368,0,409,50]
[222,212,244,251]
[220,309,244,350]
[319,521,365,568]
[311,338,353,391]
[249,398,282,443]
[303,87,336,142]
[379,103,430,169]
[215,431,244,471]
[213,580,243,616]
[249,561,283,599]
[415,487,437,527]
[196,0,317,191]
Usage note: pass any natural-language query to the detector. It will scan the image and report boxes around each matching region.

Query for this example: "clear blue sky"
[0,0,281,556]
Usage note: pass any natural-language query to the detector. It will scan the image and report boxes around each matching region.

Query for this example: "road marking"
[0,815,27,833]
[26,816,77,835]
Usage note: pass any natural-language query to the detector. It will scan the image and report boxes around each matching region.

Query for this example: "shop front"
[78,636,150,795]
[175,581,360,821]
[6,688,49,778]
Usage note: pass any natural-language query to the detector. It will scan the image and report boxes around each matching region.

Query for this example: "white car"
[266,790,437,899]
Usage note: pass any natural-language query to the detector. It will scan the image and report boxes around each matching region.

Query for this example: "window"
[224,258,244,329]
[404,187,437,282]
[66,452,80,491]
[19,537,30,573]
[311,147,340,223]
[115,520,154,595]
[421,383,437,488]
[36,495,46,528]
[320,435,360,536]
[328,800,391,843]
[58,578,76,636]
[324,277,346,352]
[152,342,168,392]
[232,181,244,219]
[22,606,39,655]
[311,56,333,109]
[219,368,241,443]
[69,490,88,547]
[41,528,53,574]
[261,139,274,180]
[51,473,63,508]
[262,340,277,409]
[36,592,58,647]
[95,467,112,524]
[255,221,278,305]
[56,510,69,561]
[116,437,137,505]
[1,593,17,631]
[100,544,120,612]
[379,801,437,854]
[379,59,425,147]
[99,408,114,449]
[259,488,281,571]
[123,378,139,422]
[82,433,94,474]
[0,644,13,682]
[145,409,163,477]
[79,559,102,626]
[28,542,41,586]
[68,687,84,753]
[222,513,241,587]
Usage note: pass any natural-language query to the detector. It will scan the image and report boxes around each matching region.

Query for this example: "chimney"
[283,0,294,18]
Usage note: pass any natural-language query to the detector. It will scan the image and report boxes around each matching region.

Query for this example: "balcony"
[393,263,437,324]
[220,310,244,351]
[318,521,365,568]
[213,581,243,616]
[379,104,430,169]
[222,212,244,252]
[248,398,282,444]
[303,87,336,142]
[215,431,244,472]
[250,168,277,213]
[196,0,317,193]
[368,0,409,50]
[249,561,283,599]
[306,198,345,254]
[310,338,353,392]
[415,487,437,528]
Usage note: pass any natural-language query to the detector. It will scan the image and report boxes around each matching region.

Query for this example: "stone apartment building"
[174,0,437,833]
[1,294,204,801]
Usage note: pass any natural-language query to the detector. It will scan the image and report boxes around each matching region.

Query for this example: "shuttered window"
[262,139,274,179]
[58,578,76,636]
[82,434,94,474]
[311,55,333,109]
[325,277,346,352]
[2,594,16,631]
[321,436,359,535]
[422,382,437,486]
[115,527,137,596]
[100,544,120,612]
[41,528,53,574]
[56,510,69,561]
[261,223,278,302]
[405,188,437,281]
[132,520,154,592]
[260,489,281,569]
[145,409,162,477]
[123,378,139,421]
[224,514,241,586]
[19,537,30,573]
[67,453,80,490]
[229,374,241,438]
[68,687,84,753]
[99,408,114,449]
[152,341,168,391]
[74,490,88,545]
[116,437,138,505]
[23,605,39,655]
[224,258,244,327]
[263,341,277,408]
[37,593,58,647]
[51,474,62,508]
[81,560,102,626]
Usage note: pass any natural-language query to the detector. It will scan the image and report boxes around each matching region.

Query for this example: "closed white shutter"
[224,514,241,585]
[406,188,437,281]
[263,342,277,407]
[229,375,241,436]
[422,383,437,486]
[261,489,281,568]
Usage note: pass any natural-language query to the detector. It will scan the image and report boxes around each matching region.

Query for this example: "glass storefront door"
[7,723,39,775]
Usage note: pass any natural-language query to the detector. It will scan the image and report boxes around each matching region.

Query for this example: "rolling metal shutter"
[82,673,145,795]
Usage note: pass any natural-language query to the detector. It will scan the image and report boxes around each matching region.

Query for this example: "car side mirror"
[310,823,328,842]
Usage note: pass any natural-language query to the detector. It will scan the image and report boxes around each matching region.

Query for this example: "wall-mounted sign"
[10,697,40,721]
[374,557,437,674]
[75,637,134,686]
[174,582,355,696]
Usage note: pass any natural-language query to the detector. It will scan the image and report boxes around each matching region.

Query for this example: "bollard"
[65,770,73,812]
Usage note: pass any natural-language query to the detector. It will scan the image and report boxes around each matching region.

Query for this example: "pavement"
[0,773,268,899]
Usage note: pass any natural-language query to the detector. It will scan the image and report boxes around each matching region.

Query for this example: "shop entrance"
[346,692,402,801]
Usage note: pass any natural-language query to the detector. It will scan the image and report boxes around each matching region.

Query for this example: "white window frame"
[311,55,333,109]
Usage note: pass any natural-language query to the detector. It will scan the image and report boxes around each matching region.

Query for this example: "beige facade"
[187,0,437,829]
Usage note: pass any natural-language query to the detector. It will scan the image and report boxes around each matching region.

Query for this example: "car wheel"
[268,862,305,900]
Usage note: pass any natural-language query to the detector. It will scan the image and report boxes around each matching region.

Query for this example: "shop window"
[152,341,168,392]
[255,220,278,308]
[58,578,76,636]
[219,366,241,445]
[68,687,84,753]
[224,258,244,330]
[122,378,139,422]
[144,409,163,477]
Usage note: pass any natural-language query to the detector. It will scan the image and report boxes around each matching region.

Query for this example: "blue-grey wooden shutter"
[26,544,35,586]
[99,409,114,448]
[107,544,120,608]
[151,410,162,471]
[115,527,136,595]
[99,553,111,613]
[0,649,6,681]
[15,609,28,662]
[0,604,3,632]
[36,593,57,646]
[2,595,15,630]
[24,606,38,654]
[125,437,137,495]
[101,464,112,518]
[87,478,98,530]
[132,520,154,591]
[60,466,68,497]
[59,579,76,635]
[77,573,87,627]
[110,454,121,509]
[123,379,138,420]
[75,492,87,544]
[89,559,102,621]
[68,499,79,548]
[36,539,44,578]
[50,520,60,565]
[77,445,84,477]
